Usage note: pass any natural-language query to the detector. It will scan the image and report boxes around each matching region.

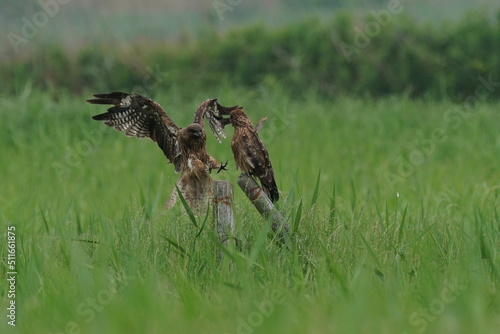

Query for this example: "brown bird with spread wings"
[222,108,279,202]
[87,92,238,214]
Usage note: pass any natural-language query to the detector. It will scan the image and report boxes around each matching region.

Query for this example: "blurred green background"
[1,0,499,99]
[1,2,500,334]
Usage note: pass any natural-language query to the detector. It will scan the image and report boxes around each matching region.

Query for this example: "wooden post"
[212,180,235,247]
[236,173,290,242]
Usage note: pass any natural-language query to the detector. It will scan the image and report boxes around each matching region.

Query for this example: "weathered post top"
[236,173,290,241]
[212,180,235,246]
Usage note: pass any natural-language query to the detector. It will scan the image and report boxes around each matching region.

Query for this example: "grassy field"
[1,85,499,334]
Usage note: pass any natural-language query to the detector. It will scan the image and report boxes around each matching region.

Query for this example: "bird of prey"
[87,92,238,214]
[222,108,279,202]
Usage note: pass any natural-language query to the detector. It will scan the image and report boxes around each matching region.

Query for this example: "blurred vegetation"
[4,10,500,100]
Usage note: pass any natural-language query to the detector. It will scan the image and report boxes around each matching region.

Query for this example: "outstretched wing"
[87,92,183,172]
[193,99,240,143]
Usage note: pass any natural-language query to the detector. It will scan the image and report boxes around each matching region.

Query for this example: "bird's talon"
[217,161,228,173]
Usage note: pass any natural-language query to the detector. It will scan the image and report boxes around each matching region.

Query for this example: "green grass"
[1,86,499,334]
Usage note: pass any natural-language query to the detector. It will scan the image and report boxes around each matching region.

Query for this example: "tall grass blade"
[318,239,349,294]
[249,221,272,264]
[360,234,382,269]
[175,184,198,228]
[195,204,210,239]
[159,234,188,258]
[329,183,336,225]
[350,179,356,212]
[207,231,237,262]
[397,204,408,246]
[309,170,321,209]
[39,206,50,233]
[293,200,303,234]
[478,220,498,279]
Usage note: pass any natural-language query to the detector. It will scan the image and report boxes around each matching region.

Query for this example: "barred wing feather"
[88,92,182,172]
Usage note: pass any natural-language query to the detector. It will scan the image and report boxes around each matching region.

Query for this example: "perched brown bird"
[223,108,279,202]
[87,92,238,214]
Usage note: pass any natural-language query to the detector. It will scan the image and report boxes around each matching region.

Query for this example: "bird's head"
[228,108,251,127]
[185,123,204,139]
[179,124,206,155]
